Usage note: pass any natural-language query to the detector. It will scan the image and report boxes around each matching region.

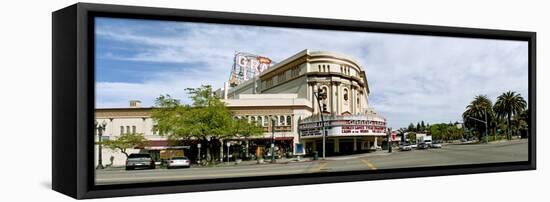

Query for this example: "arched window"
[126,126,130,134]
[343,88,349,105]
[286,116,292,126]
[271,116,278,126]
[264,116,269,126]
[279,116,285,126]
[132,126,136,134]
[120,126,124,135]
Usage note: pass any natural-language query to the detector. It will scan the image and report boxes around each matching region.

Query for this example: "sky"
[95,17,529,129]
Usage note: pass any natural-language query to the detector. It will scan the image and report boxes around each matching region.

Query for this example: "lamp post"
[313,87,328,160]
[226,142,231,164]
[197,143,201,165]
[271,117,277,163]
[95,120,107,170]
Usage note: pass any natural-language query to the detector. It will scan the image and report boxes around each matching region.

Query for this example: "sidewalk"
[210,157,313,168]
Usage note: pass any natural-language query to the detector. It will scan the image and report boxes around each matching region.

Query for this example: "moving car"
[126,153,155,170]
[166,156,191,169]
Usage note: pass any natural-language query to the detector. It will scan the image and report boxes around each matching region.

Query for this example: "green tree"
[493,91,527,140]
[420,120,426,131]
[152,85,263,164]
[407,123,416,132]
[407,132,417,143]
[102,133,148,158]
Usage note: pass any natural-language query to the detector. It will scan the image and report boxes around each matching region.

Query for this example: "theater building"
[215,49,387,156]
[95,49,387,166]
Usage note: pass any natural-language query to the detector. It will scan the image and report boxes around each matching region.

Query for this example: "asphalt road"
[95,140,528,185]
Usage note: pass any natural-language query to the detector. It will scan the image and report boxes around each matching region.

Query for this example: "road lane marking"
[317,162,328,171]
[306,161,328,173]
[361,159,377,170]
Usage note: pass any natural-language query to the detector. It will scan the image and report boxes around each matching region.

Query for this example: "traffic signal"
[322,103,328,113]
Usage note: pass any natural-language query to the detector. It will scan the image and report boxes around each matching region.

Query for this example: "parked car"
[126,153,155,170]
[417,143,429,150]
[430,142,442,148]
[166,156,191,169]
[399,144,412,151]
[410,144,418,149]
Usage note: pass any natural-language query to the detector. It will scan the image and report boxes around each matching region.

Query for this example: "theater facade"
[215,49,387,156]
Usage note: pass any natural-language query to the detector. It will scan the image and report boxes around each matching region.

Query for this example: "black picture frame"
[52,3,536,199]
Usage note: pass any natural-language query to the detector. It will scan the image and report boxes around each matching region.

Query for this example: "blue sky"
[95,17,529,128]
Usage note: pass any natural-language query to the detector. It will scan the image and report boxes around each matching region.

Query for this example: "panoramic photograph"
[93,17,529,185]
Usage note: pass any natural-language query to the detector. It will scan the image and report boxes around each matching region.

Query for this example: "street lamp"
[226,142,231,164]
[313,87,328,160]
[95,120,107,170]
[197,143,201,165]
[271,116,277,163]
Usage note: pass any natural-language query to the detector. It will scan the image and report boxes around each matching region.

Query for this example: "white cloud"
[95,18,529,128]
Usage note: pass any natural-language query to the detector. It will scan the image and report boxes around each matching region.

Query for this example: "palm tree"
[463,95,493,141]
[493,91,527,140]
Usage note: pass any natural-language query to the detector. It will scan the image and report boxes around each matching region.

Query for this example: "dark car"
[417,143,429,150]
[126,153,155,170]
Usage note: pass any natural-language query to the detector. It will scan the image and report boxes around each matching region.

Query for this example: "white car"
[399,144,412,151]
[430,143,442,148]
[167,156,191,169]
[410,144,418,149]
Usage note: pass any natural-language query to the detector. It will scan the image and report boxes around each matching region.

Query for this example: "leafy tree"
[494,91,527,140]
[102,133,147,158]
[152,85,263,164]
[407,123,416,132]
[420,120,426,131]
[406,132,417,143]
